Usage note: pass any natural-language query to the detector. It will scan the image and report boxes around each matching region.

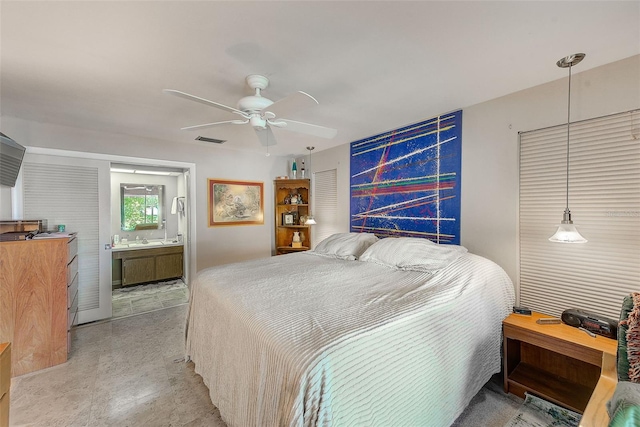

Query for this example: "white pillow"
[359,237,468,272]
[312,233,379,260]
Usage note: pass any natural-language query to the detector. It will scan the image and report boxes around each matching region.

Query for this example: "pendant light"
[304,146,317,225]
[549,53,587,244]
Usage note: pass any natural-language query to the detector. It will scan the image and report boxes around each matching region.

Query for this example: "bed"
[185,234,515,426]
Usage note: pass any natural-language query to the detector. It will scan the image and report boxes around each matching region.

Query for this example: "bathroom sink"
[127,241,164,247]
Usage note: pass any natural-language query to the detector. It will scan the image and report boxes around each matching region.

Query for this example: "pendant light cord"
[565,64,572,213]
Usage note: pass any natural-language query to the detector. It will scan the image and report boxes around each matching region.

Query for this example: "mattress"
[185,251,514,426]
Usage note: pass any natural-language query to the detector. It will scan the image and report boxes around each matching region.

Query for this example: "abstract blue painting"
[350,110,462,244]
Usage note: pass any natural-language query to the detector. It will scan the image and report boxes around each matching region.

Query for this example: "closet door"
[21,153,112,323]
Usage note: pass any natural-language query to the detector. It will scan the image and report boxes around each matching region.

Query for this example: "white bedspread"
[185,251,514,427]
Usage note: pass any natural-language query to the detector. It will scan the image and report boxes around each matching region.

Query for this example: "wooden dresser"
[0,343,10,427]
[0,235,78,377]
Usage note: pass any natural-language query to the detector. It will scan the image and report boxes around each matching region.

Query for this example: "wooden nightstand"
[503,311,617,414]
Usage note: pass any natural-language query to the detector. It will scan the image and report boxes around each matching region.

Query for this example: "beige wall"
[314,55,640,292]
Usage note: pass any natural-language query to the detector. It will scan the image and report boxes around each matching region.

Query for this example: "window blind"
[519,109,640,319]
[313,169,338,248]
[23,163,100,312]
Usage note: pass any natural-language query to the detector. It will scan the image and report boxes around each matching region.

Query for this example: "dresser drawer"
[68,291,78,331]
[68,273,79,308]
[67,237,78,263]
[0,392,8,427]
[67,255,78,286]
[0,343,9,396]
[0,342,9,427]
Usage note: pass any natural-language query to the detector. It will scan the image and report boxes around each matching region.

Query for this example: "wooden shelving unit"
[503,311,617,414]
[274,179,311,255]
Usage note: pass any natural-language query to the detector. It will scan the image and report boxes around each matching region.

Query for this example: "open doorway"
[109,163,192,318]
[13,146,196,325]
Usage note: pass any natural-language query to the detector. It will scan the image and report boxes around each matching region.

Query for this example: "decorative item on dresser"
[0,233,78,376]
[274,178,312,255]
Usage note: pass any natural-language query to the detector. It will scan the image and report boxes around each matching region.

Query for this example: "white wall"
[313,55,640,292]
[0,118,285,272]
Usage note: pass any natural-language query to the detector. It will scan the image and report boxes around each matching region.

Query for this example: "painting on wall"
[208,179,264,226]
[350,110,462,244]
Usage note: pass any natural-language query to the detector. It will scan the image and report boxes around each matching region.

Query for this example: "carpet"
[504,393,581,427]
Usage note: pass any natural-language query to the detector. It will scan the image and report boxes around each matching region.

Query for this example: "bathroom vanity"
[112,241,183,287]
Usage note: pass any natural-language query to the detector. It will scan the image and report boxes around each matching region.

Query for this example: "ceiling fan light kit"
[164,75,337,147]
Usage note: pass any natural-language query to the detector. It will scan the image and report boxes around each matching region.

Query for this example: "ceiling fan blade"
[181,119,248,131]
[265,91,319,118]
[254,126,277,147]
[275,119,338,139]
[163,89,247,117]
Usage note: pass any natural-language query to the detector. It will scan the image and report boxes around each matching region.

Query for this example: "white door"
[181,169,191,284]
[20,153,112,323]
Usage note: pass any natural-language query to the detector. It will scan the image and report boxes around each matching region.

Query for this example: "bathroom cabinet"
[112,245,183,287]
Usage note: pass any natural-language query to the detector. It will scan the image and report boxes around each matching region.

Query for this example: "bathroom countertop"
[112,239,183,252]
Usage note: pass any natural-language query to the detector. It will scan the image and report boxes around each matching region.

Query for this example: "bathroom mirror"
[120,184,165,231]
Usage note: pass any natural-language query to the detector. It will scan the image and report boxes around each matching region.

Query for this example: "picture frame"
[208,179,264,226]
[282,213,295,225]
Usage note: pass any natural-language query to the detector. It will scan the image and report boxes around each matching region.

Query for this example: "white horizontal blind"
[313,169,338,248]
[519,110,640,319]
[23,163,100,312]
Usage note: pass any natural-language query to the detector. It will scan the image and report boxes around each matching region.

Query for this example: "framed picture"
[208,179,264,226]
[282,213,296,225]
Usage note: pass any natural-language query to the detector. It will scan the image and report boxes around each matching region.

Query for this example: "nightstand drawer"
[503,323,604,367]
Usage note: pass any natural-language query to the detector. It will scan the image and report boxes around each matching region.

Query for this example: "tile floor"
[8,305,225,427]
[111,279,189,319]
[8,304,520,426]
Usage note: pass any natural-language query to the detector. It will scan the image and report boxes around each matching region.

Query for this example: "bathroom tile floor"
[112,279,189,319]
[8,305,226,427]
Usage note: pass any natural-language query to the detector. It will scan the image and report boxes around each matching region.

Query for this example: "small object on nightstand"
[513,306,532,315]
[536,318,562,325]
[579,327,597,338]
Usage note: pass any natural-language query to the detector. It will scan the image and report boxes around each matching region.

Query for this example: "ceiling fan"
[164,75,337,147]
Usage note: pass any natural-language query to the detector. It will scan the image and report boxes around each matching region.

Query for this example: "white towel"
[171,197,178,214]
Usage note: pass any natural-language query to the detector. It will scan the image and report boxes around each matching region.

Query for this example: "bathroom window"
[121,184,165,231]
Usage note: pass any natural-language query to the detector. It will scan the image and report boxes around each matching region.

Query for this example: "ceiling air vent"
[195,136,226,144]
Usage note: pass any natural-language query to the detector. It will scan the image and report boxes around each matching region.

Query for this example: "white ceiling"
[1,1,639,157]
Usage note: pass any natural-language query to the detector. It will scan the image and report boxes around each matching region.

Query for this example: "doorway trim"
[14,146,197,323]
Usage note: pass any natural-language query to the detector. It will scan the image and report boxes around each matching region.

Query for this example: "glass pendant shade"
[305,215,317,225]
[548,210,587,243]
[549,222,588,243]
